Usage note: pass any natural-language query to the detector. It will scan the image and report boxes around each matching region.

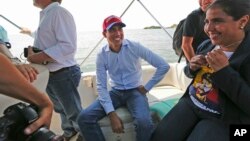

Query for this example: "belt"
[116,88,138,92]
[49,66,73,75]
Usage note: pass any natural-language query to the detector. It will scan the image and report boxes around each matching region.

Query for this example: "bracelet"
[10,57,22,65]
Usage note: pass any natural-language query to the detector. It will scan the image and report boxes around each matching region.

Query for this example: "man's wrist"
[9,57,23,65]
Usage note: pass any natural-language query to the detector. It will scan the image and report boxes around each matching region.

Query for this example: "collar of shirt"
[41,2,59,14]
[40,2,59,22]
[104,39,129,52]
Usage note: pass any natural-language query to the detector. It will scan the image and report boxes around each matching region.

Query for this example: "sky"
[1,0,199,35]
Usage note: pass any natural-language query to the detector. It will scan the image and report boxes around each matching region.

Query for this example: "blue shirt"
[0,25,9,42]
[96,39,169,113]
[0,39,4,44]
[33,2,77,71]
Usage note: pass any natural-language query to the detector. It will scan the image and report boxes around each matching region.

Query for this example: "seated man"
[77,15,170,141]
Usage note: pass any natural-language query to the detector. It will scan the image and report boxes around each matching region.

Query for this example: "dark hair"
[51,0,62,4]
[207,0,250,30]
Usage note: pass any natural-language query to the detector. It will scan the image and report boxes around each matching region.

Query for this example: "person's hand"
[206,49,229,72]
[15,64,39,82]
[189,55,207,71]
[20,27,32,36]
[24,96,53,135]
[0,54,53,136]
[27,46,35,57]
[108,111,124,134]
[27,46,36,63]
[137,85,148,95]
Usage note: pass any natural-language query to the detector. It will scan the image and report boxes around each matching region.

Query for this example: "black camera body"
[24,47,42,58]
[0,102,61,141]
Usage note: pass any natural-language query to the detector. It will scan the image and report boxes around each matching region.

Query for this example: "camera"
[24,47,42,58]
[0,102,63,141]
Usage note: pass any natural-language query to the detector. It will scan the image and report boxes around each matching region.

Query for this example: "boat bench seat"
[98,107,136,141]
[80,62,192,108]
[144,62,192,104]
[144,62,192,122]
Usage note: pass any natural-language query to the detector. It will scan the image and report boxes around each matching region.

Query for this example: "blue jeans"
[77,88,153,141]
[46,65,82,137]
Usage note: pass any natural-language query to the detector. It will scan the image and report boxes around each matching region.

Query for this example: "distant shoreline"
[144,24,177,29]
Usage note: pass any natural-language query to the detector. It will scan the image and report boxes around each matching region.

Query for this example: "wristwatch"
[10,57,22,65]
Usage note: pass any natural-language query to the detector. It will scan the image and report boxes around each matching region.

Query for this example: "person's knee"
[134,117,153,131]
[77,110,91,126]
[187,119,229,141]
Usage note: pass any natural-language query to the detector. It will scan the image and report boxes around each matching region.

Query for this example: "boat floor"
[50,112,84,141]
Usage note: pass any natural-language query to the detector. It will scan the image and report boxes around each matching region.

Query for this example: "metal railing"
[79,0,173,67]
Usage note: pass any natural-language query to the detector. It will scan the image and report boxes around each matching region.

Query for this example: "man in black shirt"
[181,0,214,62]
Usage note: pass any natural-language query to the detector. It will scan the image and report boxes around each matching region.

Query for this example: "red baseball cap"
[103,15,126,31]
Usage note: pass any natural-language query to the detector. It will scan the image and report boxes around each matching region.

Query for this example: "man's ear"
[102,31,107,38]
[239,15,249,29]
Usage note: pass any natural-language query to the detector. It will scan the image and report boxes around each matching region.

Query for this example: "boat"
[0,62,191,141]
[0,0,192,140]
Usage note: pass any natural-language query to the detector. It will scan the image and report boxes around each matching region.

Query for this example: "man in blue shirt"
[77,15,169,141]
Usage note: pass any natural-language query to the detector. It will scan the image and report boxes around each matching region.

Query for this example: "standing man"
[181,0,214,62]
[26,0,83,140]
[77,15,169,141]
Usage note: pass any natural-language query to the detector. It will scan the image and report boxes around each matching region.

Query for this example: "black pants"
[150,96,229,141]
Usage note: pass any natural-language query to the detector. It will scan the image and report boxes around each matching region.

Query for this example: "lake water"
[9,28,181,72]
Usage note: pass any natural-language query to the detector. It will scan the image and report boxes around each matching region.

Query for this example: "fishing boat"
[0,0,193,140]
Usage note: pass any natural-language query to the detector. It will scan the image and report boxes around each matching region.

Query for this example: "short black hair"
[51,0,62,4]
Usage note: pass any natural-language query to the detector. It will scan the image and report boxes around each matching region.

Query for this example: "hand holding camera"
[0,102,63,141]
[24,47,42,58]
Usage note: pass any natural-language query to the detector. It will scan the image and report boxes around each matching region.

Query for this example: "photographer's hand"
[24,100,53,135]
[0,54,53,135]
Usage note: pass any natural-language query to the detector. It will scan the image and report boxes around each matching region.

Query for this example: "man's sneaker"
[62,131,77,141]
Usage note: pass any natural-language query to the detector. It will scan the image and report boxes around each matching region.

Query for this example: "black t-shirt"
[183,8,209,52]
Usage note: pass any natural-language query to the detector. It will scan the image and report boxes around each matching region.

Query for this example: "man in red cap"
[77,15,169,141]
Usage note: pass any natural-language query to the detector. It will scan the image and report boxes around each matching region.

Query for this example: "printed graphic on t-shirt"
[189,66,220,114]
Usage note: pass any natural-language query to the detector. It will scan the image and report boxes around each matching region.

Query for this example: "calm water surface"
[9,28,181,72]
